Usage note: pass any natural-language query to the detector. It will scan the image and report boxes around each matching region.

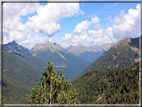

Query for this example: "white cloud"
[92,15,100,23]
[3,3,39,44]
[72,20,91,35]
[57,26,117,48]
[3,3,39,21]
[72,15,100,35]
[94,23,100,30]
[110,4,140,40]
[26,3,84,36]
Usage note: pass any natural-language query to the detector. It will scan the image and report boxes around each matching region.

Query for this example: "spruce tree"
[27,61,79,104]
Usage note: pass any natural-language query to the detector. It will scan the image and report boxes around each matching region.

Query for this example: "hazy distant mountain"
[66,43,114,55]
[76,50,106,63]
[3,40,31,55]
[66,43,114,63]
[82,36,141,75]
[30,41,90,81]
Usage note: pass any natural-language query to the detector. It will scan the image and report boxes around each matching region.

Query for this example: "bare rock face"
[30,41,65,56]
[112,37,131,49]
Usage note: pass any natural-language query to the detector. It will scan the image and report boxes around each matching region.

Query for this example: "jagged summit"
[30,41,65,56]
[3,40,31,55]
[12,40,16,43]
[6,40,18,45]
[112,37,131,49]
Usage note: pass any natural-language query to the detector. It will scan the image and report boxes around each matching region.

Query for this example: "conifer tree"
[27,61,79,104]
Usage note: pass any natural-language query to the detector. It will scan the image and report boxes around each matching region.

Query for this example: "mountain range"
[66,43,114,63]
[67,43,114,55]
[2,35,141,104]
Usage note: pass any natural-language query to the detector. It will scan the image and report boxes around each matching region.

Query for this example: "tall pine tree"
[27,61,79,104]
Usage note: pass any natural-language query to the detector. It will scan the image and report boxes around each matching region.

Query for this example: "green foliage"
[72,61,140,104]
[27,61,79,104]
[3,75,31,104]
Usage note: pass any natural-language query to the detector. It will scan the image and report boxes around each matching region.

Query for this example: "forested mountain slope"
[72,61,140,104]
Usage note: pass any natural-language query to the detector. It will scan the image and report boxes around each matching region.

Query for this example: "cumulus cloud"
[57,27,117,48]
[72,20,91,35]
[72,15,100,35]
[94,23,100,30]
[110,4,140,40]
[3,3,39,44]
[57,15,116,48]
[92,15,100,23]
[25,3,84,36]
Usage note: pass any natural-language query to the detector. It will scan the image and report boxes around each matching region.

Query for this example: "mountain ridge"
[82,35,141,75]
[66,42,114,55]
[3,40,31,55]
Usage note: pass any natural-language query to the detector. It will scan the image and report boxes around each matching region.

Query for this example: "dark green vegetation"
[82,36,141,76]
[72,61,140,104]
[3,51,41,87]
[76,50,106,63]
[3,75,31,104]
[27,61,79,104]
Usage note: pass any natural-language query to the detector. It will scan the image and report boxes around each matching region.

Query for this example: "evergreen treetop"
[27,61,79,105]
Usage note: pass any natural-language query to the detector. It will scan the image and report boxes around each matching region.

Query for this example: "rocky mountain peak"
[112,37,131,49]
[45,41,52,46]
[3,40,30,55]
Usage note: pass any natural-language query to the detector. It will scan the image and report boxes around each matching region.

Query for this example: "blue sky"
[3,1,140,49]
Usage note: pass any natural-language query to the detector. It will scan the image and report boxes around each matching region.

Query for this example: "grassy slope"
[11,51,47,71]
[3,51,42,87]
